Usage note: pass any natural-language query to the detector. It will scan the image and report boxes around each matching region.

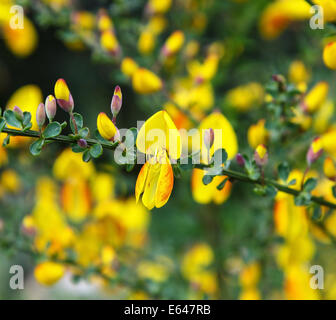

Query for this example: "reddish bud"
[236,153,245,167]
[203,128,214,150]
[254,144,268,167]
[13,106,23,121]
[307,137,323,166]
[77,139,88,149]
[36,103,46,129]
[111,85,122,119]
[45,95,57,122]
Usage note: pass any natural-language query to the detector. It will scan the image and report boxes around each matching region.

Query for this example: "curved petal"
[155,155,174,208]
[135,162,149,203]
[142,162,161,210]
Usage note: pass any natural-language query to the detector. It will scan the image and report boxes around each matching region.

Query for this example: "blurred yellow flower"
[227,82,264,112]
[247,119,268,149]
[302,81,329,113]
[288,60,310,85]
[1,169,21,193]
[34,261,65,286]
[161,30,185,57]
[121,57,139,77]
[132,68,163,94]
[138,29,155,55]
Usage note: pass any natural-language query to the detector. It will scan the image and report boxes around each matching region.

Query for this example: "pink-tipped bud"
[307,137,323,166]
[36,103,46,129]
[236,153,245,167]
[54,78,74,113]
[77,139,88,149]
[13,106,23,121]
[203,128,215,150]
[254,144,268,167]
[111,85,122,119]
[45,95,57,122]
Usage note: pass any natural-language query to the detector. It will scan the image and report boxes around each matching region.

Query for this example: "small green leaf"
[312,205,322,221]
[212,148,228,165]
[43,122,62,139]
[70,113,83,133]
[202,174,213,185]
[0,118,6,132]
[90,143,103,158]
[124,128,137,149]
[126,163,136,172]
[29,138,45,156]
[303,178,317,193]
[72,144,85,153]
[295,192,311,206]
[22,112,31,127]
[253,185,266,196]
[23,123,33,132]
[4,110,22,129]
[79,127,90,139]
[217,178,228,190]
[278,162,290,182]
[82,149,91,162]
[332,185,336,199]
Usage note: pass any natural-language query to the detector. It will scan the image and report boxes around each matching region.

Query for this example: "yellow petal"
[34,261,65,286]
[135,161,149,203]
[136,110,181,159]
[142,162,161,210]
[155,154,174,208]
[97,112,117,140]
[54,78,71,101]
[132,68,162,94]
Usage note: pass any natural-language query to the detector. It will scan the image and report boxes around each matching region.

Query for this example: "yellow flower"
[34,261,65,286]
[53,148,95,180]
[323,42,336,70]
[259,0,311,40]
[239,288,261,300]
[97,9,114,32]
[137,260,170,282]
[161,30,185,57]
[132,68,163,94]
[187,54,219,83]
[302,82,329,113]
[239,262,261,288]
[313,100,334,133]
[100,30,119,55]
[121,57,139,77]
[91,173,115,202]
[147,0,172,14]
[148,15,167,35]
[97,112,118,141]
[135,110,181,209]
[313,0,336,21]
[288,60,310,85]
[61,177,91,222]
[138,29,155,55]
[247,119,268,149]
[1,169,21,193]
[2,16,38,57]
[324,157,336,181]
[227,82,264,112]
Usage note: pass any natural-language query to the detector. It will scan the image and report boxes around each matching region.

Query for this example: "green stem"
[2,127,119,150]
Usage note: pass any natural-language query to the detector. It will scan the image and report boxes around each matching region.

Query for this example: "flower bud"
[97,112,118,141]
[323,42,336,70]
[236,153,245,167]
[45,95,57,122]
[111,85,122,119]
[36,103,46,129]
[77,138,88,149]
[324,157,336,181]
[13,106,23,121]
[54,78,74,113]
[161,30,185,57]
[254,144,268,167]
[307,137,323,166]
[203,128,214,150]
